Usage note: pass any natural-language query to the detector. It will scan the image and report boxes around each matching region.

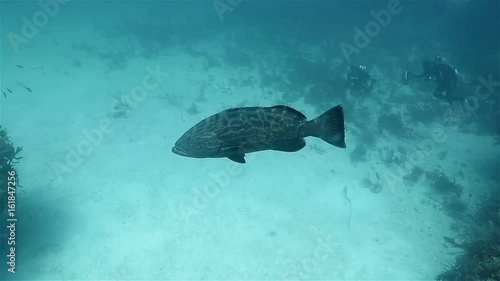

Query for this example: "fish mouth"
[172,146,189,157]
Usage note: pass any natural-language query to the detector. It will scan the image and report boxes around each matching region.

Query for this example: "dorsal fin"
[269,105,307,120]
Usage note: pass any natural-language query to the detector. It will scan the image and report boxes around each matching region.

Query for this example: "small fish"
[24,86,32,93]
[6,88,12,93]
[30,65,44,70]
[15,64,24,69]
[2,90,6,98]
[172,104,346,163]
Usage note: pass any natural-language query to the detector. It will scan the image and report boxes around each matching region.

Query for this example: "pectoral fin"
[222,146,246,164]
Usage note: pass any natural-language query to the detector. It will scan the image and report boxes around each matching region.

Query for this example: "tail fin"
[305,105,346,148]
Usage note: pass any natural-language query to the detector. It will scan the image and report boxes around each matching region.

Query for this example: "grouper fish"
[172,104,346,163]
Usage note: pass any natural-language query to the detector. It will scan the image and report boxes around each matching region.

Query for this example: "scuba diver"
[402,56,476,122]
[403,56,460,103]
[346,64,375,93]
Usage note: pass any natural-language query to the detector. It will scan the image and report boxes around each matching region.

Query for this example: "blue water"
[0,0,498,280]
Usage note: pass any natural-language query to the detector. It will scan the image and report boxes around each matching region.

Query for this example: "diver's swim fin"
[444,101,457,124]
[463,99,478,120]
[445,99,478,124]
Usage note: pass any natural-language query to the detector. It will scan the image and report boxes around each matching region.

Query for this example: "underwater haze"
[0,0,499,280]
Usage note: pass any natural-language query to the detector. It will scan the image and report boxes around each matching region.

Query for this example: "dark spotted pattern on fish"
[172,104,345,163]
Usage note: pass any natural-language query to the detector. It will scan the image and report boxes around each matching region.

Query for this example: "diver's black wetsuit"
[346,65,375,93]
[409,58,460,103]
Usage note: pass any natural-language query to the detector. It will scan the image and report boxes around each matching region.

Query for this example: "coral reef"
[0,127,22,214]
[475,196,500,228]
[426,169,467,219]
[403,166,424,186]
[437,234,500,281]
[437,195,500,281]
[426,169,463,197]
[379,145,406,167]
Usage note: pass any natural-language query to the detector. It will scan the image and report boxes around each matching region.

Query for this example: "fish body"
[172,104,346,163]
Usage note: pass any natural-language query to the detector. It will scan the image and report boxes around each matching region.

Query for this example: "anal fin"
[222,146,246,164]
[271,138,306,152]
[228,154,246,163]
